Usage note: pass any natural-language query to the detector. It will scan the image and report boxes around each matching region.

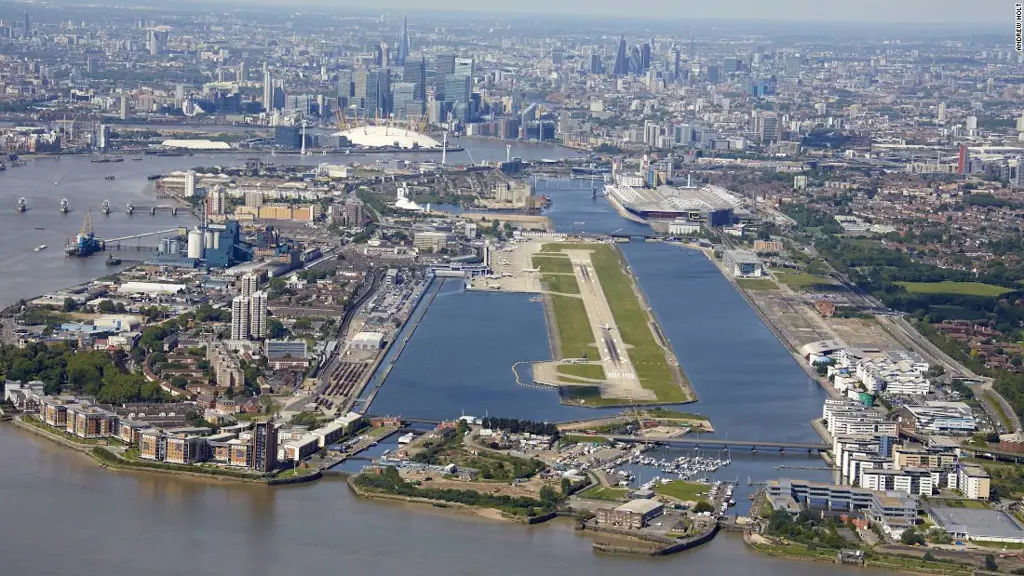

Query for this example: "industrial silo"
[187,227,204,259]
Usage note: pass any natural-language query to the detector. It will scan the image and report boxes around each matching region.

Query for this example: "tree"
[539,485,559,505]
[561,477,572,495]
[267,318,287,339]
[693,501,714,514]
[922,552,934,562]
[62,297,77,312]
[901,528,925,546]
[96,300,116,314]
[985,554,999,571]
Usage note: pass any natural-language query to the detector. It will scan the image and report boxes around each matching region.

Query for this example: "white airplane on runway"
[521,268,540,273]
[601,324,612,330]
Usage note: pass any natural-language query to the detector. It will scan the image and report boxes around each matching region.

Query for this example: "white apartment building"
[957,464,991,500]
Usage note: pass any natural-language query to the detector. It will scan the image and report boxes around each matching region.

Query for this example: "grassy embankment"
[897,281,1010,297]
[531,254,574,274]
[654,480,712,505]
[543,243,687,403]
[542,274,580,295]
[579,485,628,501]
[736,278,779,291]
[772,270,838,291]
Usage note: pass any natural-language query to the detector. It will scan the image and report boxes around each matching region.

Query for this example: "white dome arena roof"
[332,125,442,149]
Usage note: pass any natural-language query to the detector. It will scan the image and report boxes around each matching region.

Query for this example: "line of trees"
[1,343,168,404]
[481,417,559,438]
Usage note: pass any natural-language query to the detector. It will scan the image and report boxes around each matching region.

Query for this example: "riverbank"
[700,248,840,399]
[347,470,723,556]
[742,530,974,575]
[11,415,322,486]
[346,471,547,524]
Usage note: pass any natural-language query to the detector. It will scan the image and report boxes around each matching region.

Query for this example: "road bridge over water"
[603,434,829,452]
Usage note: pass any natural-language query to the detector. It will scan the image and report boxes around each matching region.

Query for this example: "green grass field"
[580,485,628,501]
[557,363,606,380]
[542,274,580,295]
[654,480,711,503]
[772,271,836,291]
[736,278,779,291]
[897,281,1010,297]
[532,255,573,274]
[639,408,709,421]
[543,243,686,403]
[549,294,595,359]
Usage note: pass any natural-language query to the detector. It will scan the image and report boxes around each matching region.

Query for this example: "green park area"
[897,281,1010,297]
[548,294,594,359]
[542,243,688,403]
[772,270,837,291]
[736,278,779,291]
[542,274,580,295]
[532,254,573,274]
[654,480,711,504]
[557,363,606,380]
[580,485,627,501]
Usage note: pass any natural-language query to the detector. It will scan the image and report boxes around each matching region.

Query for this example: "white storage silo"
[187,227,204,259]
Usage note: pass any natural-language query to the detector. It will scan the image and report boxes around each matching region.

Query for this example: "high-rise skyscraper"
[937,102,946,123]
[365,69,390,118]
[590,54,604,75]
[453,57,474,77]
[252,421,278,473]
[263,68,273,112]
[612,36,628,76]
[552,47,565,66]
[392,82,418,119]
[237,61,247,83]
[629,45,643,75]
[673,47,681,80]
[241,274,258,299]
[757,112,779,143]
[231,296,250,341]
[436,53,456,76]
[640,43,651,71]
[353,69,368,107]
[250,291,267,339]
[23,13,29,38]
[395,13,410,66]
[443,74,472,123]
[403,57,426,101]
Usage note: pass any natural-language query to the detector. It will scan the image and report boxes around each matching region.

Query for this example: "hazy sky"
[273,0,1007,25]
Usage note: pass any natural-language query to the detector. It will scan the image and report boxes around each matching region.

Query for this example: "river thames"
[0,151,872,575]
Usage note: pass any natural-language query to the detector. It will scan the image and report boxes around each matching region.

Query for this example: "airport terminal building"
[606,183,742,226]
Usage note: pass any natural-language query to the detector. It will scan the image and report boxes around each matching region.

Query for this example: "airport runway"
[566,249,653,401]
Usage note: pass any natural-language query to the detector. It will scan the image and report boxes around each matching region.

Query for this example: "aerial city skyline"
[0,1,1022,575]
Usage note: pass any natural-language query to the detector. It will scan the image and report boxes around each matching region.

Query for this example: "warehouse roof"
[615,499,664,515]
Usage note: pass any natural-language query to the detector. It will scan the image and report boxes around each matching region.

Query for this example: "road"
[809,242,1021,432]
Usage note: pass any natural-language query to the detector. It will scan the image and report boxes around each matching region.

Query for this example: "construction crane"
[80,209,93,236]
[335,108,347,131]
